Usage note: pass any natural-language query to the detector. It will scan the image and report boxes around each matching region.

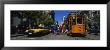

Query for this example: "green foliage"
[21,11,54,25]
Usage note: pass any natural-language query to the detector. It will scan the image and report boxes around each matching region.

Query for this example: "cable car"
[67,12,87,36]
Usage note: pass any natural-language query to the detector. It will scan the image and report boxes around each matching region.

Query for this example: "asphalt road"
[11,33,100,40]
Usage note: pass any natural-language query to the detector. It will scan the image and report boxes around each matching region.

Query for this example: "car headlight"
[29,33,32,34]
[25,30,28,32]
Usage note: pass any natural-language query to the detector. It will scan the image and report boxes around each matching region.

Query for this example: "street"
[11,33,100,40]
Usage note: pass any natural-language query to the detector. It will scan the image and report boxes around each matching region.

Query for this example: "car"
[25,27,51,37]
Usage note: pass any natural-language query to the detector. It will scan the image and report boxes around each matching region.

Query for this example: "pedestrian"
[64,29,68,34]
[57,28,60,35]
[53,27,56,35]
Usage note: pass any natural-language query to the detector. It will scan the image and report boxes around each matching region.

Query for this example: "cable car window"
[77,17,82,24]
[72,19,76,25]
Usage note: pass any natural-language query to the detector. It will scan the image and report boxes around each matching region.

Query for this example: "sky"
[54,10,71,25]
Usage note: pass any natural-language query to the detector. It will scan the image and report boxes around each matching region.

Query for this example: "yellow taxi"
[25,27,51,36]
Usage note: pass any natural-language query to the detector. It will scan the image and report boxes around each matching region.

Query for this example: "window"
[77,18,82,24]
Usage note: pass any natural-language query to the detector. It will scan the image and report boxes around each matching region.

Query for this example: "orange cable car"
[67,13,87,36]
